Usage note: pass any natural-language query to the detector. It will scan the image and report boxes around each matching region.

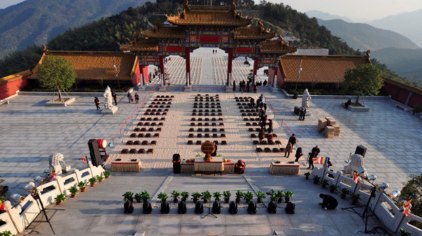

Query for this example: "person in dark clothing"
[294,147,303,162]
[94,97,100,110]
[267,119,273,133]
[253,84,257,93]
[263,80,267,86]
[308,152,315,169]
[345,99,352,109]
[288,134,296,148]
[134,93,139,103]
[233,80,236,92]
[312,145,320,157]
[301,108,307,120]
[127,92,133,103]
[263,103,267,111]
[250,98,255,107]
[112,91,117,105]
[211,141,218,157]
[319,194,338,210]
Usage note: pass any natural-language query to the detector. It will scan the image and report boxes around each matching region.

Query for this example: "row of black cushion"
[140,117,165,121]
[134,127,161,132]
[195,97,220,101]
[238,105,255,109]
[242,113,259,117]
[151,101,172,105]
[121,148,153,154]
[191,118,223,122]
[193,102,220,105]
[156,95,174,98]
[243,118,260,122]
[190,122,224,126]
[252,140,282,145]
[126,140,157,145]
[192,113,222,116]
[130,133,159,138]
[240,109,259,113]
[144,112,167,116]
[251,133,277,138]
[189,128,225,132]
[137,122,164,126]
[188,133,226,138]
[187,140,227,145]
[192,109,222,113]
[235,96,251,101]
[246,122,262,127]
[146,109,169,112]
[148,105,171,108]
[193,105,221,109]
[152,99,172,102]
[256,147,282,153]
[237,102,252,106]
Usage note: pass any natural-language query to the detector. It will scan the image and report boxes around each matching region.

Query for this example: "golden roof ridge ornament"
[184,0,190,12]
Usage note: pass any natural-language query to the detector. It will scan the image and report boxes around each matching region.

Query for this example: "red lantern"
[97,139,108,149]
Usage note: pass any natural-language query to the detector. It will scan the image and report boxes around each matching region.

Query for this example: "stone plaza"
[1,82,421,235]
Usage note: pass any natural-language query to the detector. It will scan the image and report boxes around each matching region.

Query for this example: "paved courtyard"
[0,89,421,235]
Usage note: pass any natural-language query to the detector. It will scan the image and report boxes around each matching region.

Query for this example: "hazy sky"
[1,0,422,21]
[264,0,422,21]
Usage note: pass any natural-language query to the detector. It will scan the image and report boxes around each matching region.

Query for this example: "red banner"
[236,47,254,54]
[199,35,220,43]
[164,46,184,53]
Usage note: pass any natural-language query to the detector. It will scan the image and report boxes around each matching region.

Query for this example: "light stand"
[201,200,217,219]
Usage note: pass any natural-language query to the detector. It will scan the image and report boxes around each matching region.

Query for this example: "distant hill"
[370,9,422,48]
[317,19,419,51]
[373,48,422,86]
[306,10,352,22]
[0,0,149,58]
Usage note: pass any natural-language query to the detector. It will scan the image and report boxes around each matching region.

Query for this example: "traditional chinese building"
[121,0,296,87]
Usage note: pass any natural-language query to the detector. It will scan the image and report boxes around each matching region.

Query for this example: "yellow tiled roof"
[280,55,370,84]
[0,70,32,84]
[167,8,251,27]
[234,26,274,40]
[260,38,297,54]
[32,51,138,81]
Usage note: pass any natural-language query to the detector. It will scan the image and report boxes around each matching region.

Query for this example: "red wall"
[142,66,149,84]
[132,64,141,86]
[383,79,422,109]
[0,76,28,100]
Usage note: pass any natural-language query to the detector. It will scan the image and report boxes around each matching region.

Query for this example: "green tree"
[342,64,383,103]
[399,175,422,228]
[37,56,76,102]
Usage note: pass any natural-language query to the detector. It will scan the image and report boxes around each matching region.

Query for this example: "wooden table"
[111,161,142,172]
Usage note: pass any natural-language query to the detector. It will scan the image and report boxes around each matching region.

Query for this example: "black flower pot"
[285,197,290,203]
[267,201,277,214]
[124,200,134,214]
[224,198,230,204]
[247,202,257,214]
[160,201,170,214]
[177,201,187,214]
[142,201,152,214]
[173,198,178,203]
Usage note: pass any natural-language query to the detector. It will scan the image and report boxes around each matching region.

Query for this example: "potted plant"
[0,230,12,236]
[276,190,284,203]
[201,191,211,203]
[69,185,78,198]
[284,191,293,203]
[140,191,152,214]
[78,181,87,192]
[257,191,266,203]
[181,192,189,202]
[313,176,320,185]
[321,179,329,188]
[235,190,243,204]
[329,184,337,193]
[157,192,168,203]
[123,192,134,202]
[243,191,253,203]
[89,177,96,187]
[135,193,142,203]
[191,192,201,203]
[171,190,180,203]
[158,192,170,214]
[96,174,103,183]
[223,191,231,203]
[267,192,278,214]
[341,188,349,199]
[103,171,110,179]
[351,194,360,205]
[213,192,222,202]
[304,172,311,180]
[55,194,65,205]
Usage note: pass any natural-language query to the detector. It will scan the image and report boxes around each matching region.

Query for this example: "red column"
[159,55,164,86]
[185,47,191,86]
[253,57,259,85]
[227,48,233,86]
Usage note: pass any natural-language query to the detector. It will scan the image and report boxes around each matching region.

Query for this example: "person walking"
[307,152,315,169]
[134,93,139,103]
[233,80,236,92]
[267,119,273,133]
[284,142,293,158]
[311,145,320,157]
[94,97,100,110]
[127,92,132,103]
[294,147,303,162]
[112,91,118,105]
[288,134,297,149]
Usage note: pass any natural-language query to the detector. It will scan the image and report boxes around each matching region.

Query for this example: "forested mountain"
[0,0,149,58]
[0,1,363,78]
[316,19,419,51]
